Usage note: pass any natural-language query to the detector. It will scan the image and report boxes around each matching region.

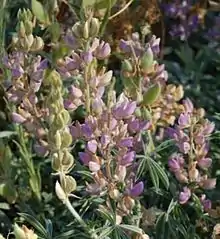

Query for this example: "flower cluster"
[162,0,202,40]
[167,98,215,209]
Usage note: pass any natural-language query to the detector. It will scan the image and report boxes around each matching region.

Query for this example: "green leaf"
[0,131,17,138]
[99,226,114,239]
[18,213,50,239]
[82,0,116,9]
[142,83,161,106]
[119,224,143,234]
[31,0,50,24]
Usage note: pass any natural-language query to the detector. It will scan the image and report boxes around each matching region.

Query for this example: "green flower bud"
[122,59,133,72]
[14,224,38,239]
[53,114,66,130]
[18,21,26,37]
[31,36,44,51]
[24,20,33,35]
[61,149,74,172]
[60,109,71,125]
[61,175,77,195]
[61,129,72,148]
[72,22,83,38]
[83,20,89,39]
[89,18,100,37]
[51,153,61,171]
[54,131,62,149]
[55,181,66,202]
[140,48,154,73]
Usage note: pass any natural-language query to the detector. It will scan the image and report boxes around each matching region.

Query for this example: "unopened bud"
[61,129,73,148]
[61,175,77,195]
[55,181,67,202]
[18,21,26,37]
[31,37,44,51]
[72,22,83,38]
[89,18,100,37]
[83,21,89,39]
[13,224,38,239]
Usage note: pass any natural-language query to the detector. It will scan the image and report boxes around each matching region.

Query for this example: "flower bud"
[61,149,74,172]
[179,187,191,204]
[24,20,33,35]
[122,59,133,72]
[18,21,26,37]
[54,131,62,149]
[31,36,44,51]
[61,175,77,195]
[200,178,216,190]
[14,224,38,239]
[89,18,100,37]
[89,161,100,172]
[140,48,154,73]
[98,70,113,87]
[51,153,61,171]
[72,22,83,38]
[55,181,67,202]
[83,20,89,39]
[11,112,26,124]
[87,140,98,154]
[198,157,212,169]
[120,151,135,166]
[128,181,144,197]
[61,129,73,148]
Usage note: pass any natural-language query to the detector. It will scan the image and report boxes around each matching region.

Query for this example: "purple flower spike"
[179,187,191,204]
[87,140,98,154]
[79,152,92,165]
[128,181,144,197]
[81,123,93,138]
[120,151,135,166]
[11,112,26,124]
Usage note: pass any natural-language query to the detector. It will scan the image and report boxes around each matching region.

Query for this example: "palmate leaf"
[146,156,169,190]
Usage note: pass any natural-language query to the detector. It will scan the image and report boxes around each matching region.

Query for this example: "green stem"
[65,199,98,239]
[17,126,41,202]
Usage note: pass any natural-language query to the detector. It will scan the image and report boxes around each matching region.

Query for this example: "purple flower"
[113,98,136,120]
[168,158,181,172]
[81,123,93,138]
[200,195,212,212]
[79,152,92,165]
[100,134,111,148]
[69,85,83,98]
[81,51,93,64]
[118,137,133,148]
[178,113,190,128]
[197,157,212,169]
[94,41,111,59]
[11,112,26,124]
[128,181,144,197]
[87,140,98,154]
[200,178,216,190]
[120,151,135,166]
[179,187,191,204]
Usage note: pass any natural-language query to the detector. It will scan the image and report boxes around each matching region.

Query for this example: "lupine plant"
[0,0,219,239]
